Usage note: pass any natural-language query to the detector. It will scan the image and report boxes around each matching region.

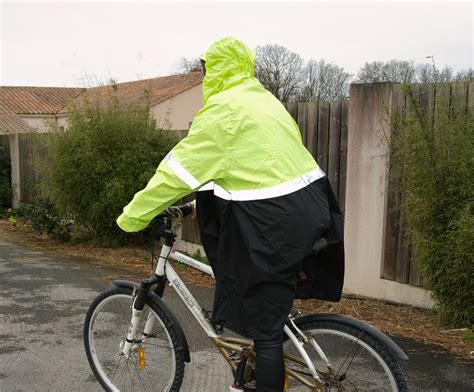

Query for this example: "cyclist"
[117,37,344,392]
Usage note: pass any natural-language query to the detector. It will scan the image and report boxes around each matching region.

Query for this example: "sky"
[1,0,472,87]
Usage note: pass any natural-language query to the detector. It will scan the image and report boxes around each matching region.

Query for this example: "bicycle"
[84,202,409,391]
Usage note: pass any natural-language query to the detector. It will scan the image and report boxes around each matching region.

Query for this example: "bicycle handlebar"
[158,200,195,220]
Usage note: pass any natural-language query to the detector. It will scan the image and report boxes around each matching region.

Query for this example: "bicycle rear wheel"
[84,287,185,391]
[283,315,408,391]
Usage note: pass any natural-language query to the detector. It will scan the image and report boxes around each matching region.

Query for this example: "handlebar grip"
[178,201,195,218]
[162,200,195,219]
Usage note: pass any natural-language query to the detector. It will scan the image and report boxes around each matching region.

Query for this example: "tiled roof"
[0,73,203,134]
[0,105,32,134]
[58,72,203,114]
[0,86,85,115]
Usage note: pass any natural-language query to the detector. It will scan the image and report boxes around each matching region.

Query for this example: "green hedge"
[47,95,178,246]
[390,85,473,327]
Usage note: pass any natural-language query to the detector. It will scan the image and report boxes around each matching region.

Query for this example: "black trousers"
[254,335,285,392]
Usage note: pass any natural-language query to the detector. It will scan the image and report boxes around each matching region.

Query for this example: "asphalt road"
[0,237,473,391]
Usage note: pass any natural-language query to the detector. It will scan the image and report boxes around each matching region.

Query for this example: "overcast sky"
[1,0,472,87]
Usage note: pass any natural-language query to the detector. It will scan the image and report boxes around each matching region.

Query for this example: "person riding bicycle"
[117,37,344,392]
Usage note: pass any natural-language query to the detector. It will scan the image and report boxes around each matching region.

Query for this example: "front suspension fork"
[121,275,166,357]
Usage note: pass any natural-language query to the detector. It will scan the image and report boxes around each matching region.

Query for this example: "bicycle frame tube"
[169,250,214,277]
[154,244,219,338]
[141,241,327,387]
[284,324,321,382]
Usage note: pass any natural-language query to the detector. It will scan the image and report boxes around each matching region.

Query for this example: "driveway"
[0,237,473,391]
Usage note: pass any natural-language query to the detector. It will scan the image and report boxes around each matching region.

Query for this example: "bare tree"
[356,60,416,83]
[416,63,436,84]
[300,59,352,101]
[176,57,202,73]
[454,68,473,81]
[254,44,305,101]
[358,59,472,84]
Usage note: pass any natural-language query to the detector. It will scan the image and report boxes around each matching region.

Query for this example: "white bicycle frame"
[123,241,331,389]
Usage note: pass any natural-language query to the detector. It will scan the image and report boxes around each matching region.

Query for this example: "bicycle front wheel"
[283,315,408,391]
[84,287,185,391]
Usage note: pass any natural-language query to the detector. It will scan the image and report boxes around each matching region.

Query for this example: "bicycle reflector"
[284,371,289,389]
[138,346,146,369]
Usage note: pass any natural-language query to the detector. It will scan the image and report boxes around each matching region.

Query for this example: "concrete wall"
[343,83,434,308]
[151,84,202,131]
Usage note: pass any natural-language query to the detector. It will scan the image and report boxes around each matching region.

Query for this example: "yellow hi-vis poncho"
[117,37,321,232]
[118,37,344,340]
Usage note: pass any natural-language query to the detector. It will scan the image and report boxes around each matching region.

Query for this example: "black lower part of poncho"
[196,176,344,340]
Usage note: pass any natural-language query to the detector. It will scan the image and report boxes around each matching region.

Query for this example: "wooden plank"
[317,101,330,173]
[181,193,201,244]
[408,248,421,286]
[297,102,308,145]
[338,100,349,212]
[305,101,319,158]
[394,85,413,284]
[450,81,468,119]
[406,83,421,117]
[382,189,400,280]
[327,101,342,197]
[382,85,405,281]
[419,83,435,119]
[434,82,451,119]
[469,81,474,112]
[395,210,410,284]
[19,134,27,203]
[285,102,298,123]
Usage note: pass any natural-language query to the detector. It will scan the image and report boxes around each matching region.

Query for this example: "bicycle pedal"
[243,380,256,391]
[229,346,252,361]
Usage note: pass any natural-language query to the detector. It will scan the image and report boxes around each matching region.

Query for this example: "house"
[0,72,204,207]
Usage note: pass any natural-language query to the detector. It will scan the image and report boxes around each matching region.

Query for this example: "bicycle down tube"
[122,240,330,386]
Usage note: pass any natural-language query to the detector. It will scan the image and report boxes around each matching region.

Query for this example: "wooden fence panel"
[18,133,53,205]
[383,81,472,287]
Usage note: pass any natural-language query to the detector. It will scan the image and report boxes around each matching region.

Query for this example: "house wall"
[19,115,56,132]
[151,84,202,131]
[343,83,434,308]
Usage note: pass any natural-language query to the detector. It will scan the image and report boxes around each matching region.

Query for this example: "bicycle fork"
[120,275,164,358]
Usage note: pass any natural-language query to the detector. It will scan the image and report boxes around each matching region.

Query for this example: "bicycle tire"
[84,286,185,391]
[282,315,409,391]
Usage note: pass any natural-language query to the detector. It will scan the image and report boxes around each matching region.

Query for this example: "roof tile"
[0,87,84,115]
[58,72,203,114]
[0,72,203,117]
[0,105,33,134]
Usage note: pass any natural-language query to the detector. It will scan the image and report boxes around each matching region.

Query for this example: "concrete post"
[344,83,434,308]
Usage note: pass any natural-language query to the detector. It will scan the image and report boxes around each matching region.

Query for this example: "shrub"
[389,84,474,327]
[47,95,178,246]
[0,144,12,215]
[12,199,73,241]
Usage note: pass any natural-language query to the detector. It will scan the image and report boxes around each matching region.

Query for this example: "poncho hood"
[201,37,256,104]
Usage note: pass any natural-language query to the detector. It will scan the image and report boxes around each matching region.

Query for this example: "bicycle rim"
[87,293,177,391]
[283,326,400,391]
